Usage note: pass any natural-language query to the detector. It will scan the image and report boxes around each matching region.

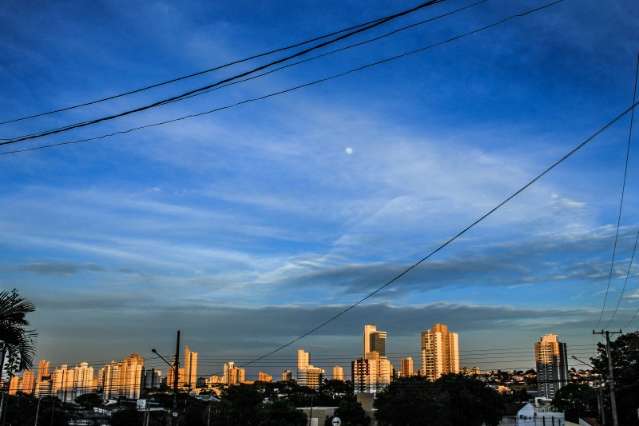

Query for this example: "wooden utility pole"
[172,330,181,426]
[593,329,622,426]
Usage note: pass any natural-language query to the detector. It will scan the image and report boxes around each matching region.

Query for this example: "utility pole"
[173,330,181,426]
[152,330,181,426]
[596,380,607,426]
[33,396,42,426]
[572,355,605,425]
[593,329,622,426]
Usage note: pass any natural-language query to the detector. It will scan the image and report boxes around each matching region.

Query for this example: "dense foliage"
[374,375,504,426]
[0,289,37,374]
[551,383,597,418]
[590,331,639,426]
[325,397,371,426]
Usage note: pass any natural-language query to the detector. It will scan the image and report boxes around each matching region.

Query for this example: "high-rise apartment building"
[296,349,324,390]
[20,370,35,395]
[167,367,185,389]
[8,370,37,395]
[100,353,144,400]
[73,362,95,398]
[205,374,224,387]
[400,357,414,377]
[144,368,162,389]
[534,334,568,399]
[332,365,345,381]
[120,353,144,399]
[51,364,76,402]
[183,346,198,390]
[352,352,392,393]
[420,323,459,380]
[35,360,51,397]
[281,369,293,382]
[257,371,273,382]
[363,324,387,357]
[354,324,392,393]
[223,362,246,385]
[8,376,20,395]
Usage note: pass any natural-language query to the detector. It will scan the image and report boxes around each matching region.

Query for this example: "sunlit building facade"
[223,362,245,385]
[281,369,293,382]
[400,357,414,377]
[296,349,324,390]
[257,371,273,382]
[332,365,345,381]
[354,324,392,393]
[183,346,198,390]
[363,324,387,358]
[100,353,144,400]
[8,376,20,395]
[535,334,568,398]
[420,323,460,381]
[35,360,52,397]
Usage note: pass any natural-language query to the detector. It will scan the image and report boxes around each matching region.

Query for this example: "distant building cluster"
[8,354,145,402]
[7,327,573,401]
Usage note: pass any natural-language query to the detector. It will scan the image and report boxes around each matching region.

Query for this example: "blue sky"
[1,0,639,377]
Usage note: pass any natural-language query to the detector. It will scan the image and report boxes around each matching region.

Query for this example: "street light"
[152,347,179,426]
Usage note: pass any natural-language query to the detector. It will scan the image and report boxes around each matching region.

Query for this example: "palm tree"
[0,289,36,376]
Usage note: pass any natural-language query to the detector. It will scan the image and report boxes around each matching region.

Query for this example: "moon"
[345,147,354,155]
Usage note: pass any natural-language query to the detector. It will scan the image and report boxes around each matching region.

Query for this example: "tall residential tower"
[534,334,568,398]
[420,323,459,381]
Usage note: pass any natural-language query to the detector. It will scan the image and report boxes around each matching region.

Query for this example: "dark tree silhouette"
[0,289,37,374]
[590,331,639,426]
[325,397,371,426]
[259,400,307,426]
[375,375,504,426]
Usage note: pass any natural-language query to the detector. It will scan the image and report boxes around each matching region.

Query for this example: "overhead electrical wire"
[0,1,455,126]
[155,0,489,106]
[606,53,639,328]
[597,54,639,327]
[1,0,446,144]
[244,99,639,367]
[610,228,639,328]
[0,0,566,156]
[0,0,486,144]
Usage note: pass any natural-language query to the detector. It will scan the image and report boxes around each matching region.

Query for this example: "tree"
[215,384,263,425]
[0,289,37,375]
[591,331,639,426]
[319,379,353,404]
[75,392,103,409]
[551,383,596,418]
[374,375,504,426]
[325,397,370,426]
[375,377,446,425]
[260,400,307,426]
[111,407,144,426]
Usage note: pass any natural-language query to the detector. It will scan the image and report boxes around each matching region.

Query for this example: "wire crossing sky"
[1,0,639,365]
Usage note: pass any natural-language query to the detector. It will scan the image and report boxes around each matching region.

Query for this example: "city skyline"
[13,324,594,380]
[7,325,585,400]
[2,0,638,423]
[3,0,639,365]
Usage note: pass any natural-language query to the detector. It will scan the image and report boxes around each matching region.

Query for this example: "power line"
[0,1,449,126]
[244,100,639,367]
[0,0,566,156]
[606,53,639,327]
[0,0,486,145]
[1,0,446,144]
[163,0,489,105]
[609,228,639,327]
[597,54,639,327]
